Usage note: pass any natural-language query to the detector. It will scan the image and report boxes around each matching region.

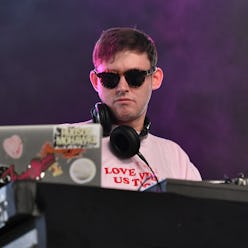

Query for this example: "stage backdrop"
[1,0,248,180]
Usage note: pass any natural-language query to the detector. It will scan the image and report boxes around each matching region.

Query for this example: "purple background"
[1,0,248,180]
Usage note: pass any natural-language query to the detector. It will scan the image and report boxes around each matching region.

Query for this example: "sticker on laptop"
[2,134,23,159]
[69,158,96,184]
[53,125,101,149]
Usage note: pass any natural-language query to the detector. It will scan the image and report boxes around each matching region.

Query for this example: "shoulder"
[70,120,93,125]
[59,120,93,126]
[144,133,202,180]
[142,133,192,163]
[145,133,185,152]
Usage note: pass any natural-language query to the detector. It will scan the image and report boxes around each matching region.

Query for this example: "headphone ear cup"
[110,125,140,159]
[91,102,112,136]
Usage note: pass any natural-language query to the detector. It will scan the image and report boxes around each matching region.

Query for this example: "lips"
[114,98,133,103]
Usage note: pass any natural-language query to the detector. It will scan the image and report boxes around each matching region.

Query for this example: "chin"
[115,113,136,124]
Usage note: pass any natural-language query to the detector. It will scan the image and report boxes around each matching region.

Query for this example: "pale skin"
[90,50,164,133]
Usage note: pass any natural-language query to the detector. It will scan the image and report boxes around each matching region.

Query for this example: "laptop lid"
[0,123,102,187]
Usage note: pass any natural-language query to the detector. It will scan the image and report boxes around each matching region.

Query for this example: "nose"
[115,75,129,93]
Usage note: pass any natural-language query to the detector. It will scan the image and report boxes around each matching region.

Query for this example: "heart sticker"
[3,135,23,159]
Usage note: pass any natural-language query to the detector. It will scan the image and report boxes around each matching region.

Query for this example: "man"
[89,27,201,191]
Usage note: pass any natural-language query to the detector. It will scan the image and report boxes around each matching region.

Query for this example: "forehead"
[96,50,150,72]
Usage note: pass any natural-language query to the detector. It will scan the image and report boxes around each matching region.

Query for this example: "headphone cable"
[137,152,162,192]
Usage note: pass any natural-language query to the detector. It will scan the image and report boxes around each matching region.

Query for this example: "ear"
[152,67,163,90]
[89,70,99,92]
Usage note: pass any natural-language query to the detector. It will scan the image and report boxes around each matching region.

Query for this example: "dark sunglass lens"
[124,70,146,87]
[98,72,120,89]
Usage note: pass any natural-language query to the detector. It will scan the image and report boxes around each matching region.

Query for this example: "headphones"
[91,102,151,158]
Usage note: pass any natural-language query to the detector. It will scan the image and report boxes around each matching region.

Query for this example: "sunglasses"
[94,67,156,89]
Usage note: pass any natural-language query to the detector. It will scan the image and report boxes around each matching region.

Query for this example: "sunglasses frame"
[94,66,156,89]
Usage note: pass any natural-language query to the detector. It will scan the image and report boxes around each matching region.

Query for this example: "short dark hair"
[92,27,158,68]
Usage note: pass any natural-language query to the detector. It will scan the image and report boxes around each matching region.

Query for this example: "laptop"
[0,123,102,187]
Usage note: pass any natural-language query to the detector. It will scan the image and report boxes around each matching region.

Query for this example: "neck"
[116,116,146,133]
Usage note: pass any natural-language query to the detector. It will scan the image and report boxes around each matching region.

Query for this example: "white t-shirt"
[101,133,201,191]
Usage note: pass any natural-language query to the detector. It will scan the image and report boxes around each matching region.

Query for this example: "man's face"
[90,51,162,125]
